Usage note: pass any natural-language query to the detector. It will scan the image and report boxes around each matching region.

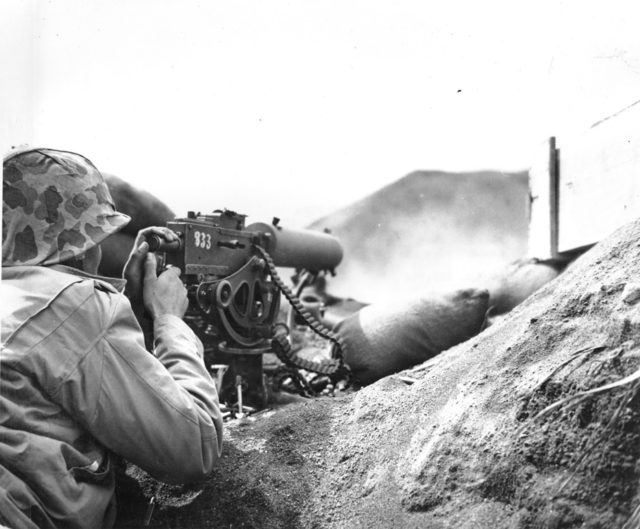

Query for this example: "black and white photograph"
[2,1,640,527]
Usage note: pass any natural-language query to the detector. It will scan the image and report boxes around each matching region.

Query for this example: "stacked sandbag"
[486,257,569,315]
[335,288,489,385]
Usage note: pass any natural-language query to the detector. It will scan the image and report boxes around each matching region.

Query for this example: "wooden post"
[528,137,558,259]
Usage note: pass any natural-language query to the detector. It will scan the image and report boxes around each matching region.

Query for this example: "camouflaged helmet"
[3,148,130,267]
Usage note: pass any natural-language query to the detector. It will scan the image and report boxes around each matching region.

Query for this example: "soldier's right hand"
[142,252,189,319]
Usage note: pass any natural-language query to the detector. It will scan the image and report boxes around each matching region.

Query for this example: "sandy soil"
[115,217,640,529]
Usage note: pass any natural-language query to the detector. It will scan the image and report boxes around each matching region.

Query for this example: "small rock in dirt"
[622,284,640,305]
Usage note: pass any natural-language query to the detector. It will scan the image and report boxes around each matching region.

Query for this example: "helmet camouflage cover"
[3,148,130,267]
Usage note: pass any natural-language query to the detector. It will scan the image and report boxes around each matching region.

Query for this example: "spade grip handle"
[147,234,182,253]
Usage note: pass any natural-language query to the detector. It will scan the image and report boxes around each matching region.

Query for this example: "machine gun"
[147,209,348,412]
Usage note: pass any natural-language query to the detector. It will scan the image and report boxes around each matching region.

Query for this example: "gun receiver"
[153,209,344,410]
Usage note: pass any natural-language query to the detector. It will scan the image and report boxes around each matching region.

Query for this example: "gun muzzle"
[247,222,343,272]
[147,234,182,253]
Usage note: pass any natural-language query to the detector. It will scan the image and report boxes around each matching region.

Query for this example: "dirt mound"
[308,170,530,304]
[116,217,640,529]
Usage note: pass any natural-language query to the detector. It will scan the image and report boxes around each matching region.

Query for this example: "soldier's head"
[2,148,130,273]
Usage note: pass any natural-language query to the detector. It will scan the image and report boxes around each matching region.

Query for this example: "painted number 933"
[194,230,212,250]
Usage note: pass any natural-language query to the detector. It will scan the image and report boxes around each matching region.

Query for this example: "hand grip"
[147,234,182,253]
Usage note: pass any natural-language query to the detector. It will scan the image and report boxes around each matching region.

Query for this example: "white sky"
[3,0,640,226]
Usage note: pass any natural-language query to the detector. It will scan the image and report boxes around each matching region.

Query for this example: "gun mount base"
[214,341,272,410]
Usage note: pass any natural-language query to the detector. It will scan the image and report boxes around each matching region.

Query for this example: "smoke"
[312,171,530,304]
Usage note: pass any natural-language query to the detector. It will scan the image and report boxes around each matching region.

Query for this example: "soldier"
[0,148,223,528]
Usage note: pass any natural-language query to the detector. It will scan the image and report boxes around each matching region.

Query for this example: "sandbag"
[103,174,175,235]
[321,296,369,328]
[98,174,175,277]
[335,288,489,385]
[487,258,567,315]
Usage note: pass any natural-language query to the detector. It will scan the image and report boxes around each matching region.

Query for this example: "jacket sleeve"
[57,285,224,484]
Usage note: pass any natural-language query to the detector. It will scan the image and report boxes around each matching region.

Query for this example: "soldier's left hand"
[123,227,179,305]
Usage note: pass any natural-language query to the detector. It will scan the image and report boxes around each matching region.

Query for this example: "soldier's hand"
[142,253,189,319]
[123,227,179,304]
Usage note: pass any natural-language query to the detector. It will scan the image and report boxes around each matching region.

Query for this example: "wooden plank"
[557,100,640,253]
[528,137,558,259]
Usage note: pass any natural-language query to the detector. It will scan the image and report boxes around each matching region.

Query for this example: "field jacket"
[0,265,223,529]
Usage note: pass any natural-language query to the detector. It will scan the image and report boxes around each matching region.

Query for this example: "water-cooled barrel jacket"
[0,265,224,529]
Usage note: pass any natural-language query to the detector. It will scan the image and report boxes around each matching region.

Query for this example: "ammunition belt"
[253,244,350,378]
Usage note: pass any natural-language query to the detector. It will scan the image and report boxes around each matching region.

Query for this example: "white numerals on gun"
[194,231,212,250]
